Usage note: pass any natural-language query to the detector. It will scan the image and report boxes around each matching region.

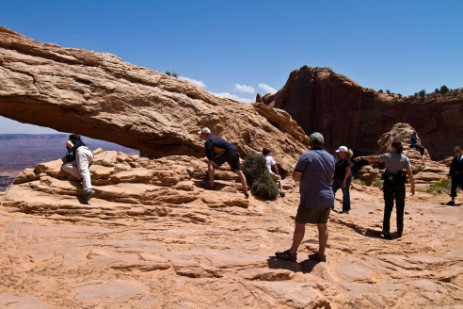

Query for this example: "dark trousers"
[450,175,463,198]
[383,181,406,235]
[410,144,425,156]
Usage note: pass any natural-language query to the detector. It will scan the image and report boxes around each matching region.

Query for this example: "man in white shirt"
[262,148,285,197]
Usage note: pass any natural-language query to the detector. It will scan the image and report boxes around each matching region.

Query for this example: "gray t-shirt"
[295,148,335,209]
[377,152,411,174]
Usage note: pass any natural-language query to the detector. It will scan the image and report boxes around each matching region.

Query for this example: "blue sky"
[1,0,462,133]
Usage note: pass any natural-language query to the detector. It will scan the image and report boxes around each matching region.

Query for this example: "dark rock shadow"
[193,180,227,191]
[364,228,384,239]
[267,256,320,274]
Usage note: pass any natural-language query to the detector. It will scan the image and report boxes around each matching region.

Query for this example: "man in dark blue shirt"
[275,132,335,262]
[199,127,249,198]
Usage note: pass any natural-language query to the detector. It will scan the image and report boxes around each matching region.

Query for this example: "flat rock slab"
[73,280,149,303]
[0,294,49,309]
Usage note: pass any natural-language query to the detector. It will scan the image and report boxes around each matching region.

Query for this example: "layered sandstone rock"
[0,27,307,173]
[357,123,448,188]
[262,65,463,160]
[1,151,462,308]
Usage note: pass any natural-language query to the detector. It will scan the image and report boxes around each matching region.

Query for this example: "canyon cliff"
[260,65,463,160]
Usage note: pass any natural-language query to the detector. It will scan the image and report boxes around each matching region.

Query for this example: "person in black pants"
[447,146,463,205]
[410,131,425,156]
[355,141,415,239]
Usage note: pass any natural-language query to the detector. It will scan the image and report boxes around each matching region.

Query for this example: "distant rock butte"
[0,27,307,173]
[262,65,463,160]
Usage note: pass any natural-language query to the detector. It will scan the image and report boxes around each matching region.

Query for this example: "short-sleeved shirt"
[295,148,335,209]
[204,135,239,160]
[377,152,411,174]
[264,155,276,173]
[333,158,352,180]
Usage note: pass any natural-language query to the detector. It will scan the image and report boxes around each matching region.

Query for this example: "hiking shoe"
[446,201,455,206]
[279,191,286,197]
[339,210,349,214]
[244,192,249,199]
[82,189,95,204]
[382,231,392,240]
[308,253,326,262]
[275,250,297,262]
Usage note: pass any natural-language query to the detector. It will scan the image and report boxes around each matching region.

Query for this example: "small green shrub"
[426,178,450,195]
[243,152,278,200]
[251,175,278,200]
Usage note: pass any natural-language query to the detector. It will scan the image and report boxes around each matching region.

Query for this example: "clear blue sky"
[1,0,462,133]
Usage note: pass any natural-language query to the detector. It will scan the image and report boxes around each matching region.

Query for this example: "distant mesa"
[261,65,463,160]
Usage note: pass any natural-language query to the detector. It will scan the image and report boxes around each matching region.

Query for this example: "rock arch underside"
[0,26,308,172]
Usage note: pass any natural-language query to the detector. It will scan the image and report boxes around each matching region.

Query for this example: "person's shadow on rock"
[267,257,319,274]
[193,180,227,190]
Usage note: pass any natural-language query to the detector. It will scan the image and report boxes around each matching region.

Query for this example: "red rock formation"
[262,65,463,160]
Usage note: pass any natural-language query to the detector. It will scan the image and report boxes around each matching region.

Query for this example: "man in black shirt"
[199,127,249,198]
[448,146,463,205]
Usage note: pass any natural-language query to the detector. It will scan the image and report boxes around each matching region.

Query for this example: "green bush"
[242,152,278,200]
[426,178,450,195]
[440,85,449,94]
[251,175,278,200]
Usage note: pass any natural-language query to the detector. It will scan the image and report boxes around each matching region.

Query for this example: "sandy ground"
[0,182,462,308]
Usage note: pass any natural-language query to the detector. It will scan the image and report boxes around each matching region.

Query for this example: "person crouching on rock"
[262,148,285,197]
[61,134,95,204]
[198,127,249,198]
[447,146,463,206]
[275,132,335,262]
[354,141,415,239]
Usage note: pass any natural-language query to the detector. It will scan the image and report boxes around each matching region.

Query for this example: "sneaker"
[339,210,349,214]
[382,231,392,240]
[308,253,326,262]
[82,189,95,204]
[275,250,297,262]
[446,201,455,206]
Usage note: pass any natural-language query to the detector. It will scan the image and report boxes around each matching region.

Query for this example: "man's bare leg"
[317,223,328,256]
[207,161,216,187]
[289,222,306,255]
[236,170,249,195]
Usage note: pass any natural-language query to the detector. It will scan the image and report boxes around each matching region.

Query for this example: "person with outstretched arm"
[354,141,415,239]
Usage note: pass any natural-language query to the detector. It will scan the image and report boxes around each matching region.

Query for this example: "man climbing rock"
[199,127,249,198]
[61,134,95,204]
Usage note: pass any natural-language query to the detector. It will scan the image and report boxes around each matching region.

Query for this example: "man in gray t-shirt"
[275,132,335,263]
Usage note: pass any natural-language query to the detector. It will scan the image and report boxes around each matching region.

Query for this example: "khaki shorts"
[295,206,330,224]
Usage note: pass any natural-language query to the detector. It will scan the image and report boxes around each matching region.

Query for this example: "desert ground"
[0,152,462,308]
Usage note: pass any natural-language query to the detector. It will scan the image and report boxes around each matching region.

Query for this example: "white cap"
[336,146,348,153]
[198,127,211,135]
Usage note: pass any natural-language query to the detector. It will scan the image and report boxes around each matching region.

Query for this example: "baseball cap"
[198,127,211,135]
[309,132,324,144]
[336,146,348,153]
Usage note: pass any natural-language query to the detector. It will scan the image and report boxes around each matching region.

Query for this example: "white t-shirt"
[265,155,276,173]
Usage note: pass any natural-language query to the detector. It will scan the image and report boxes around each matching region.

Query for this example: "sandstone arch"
[0,27,308,171]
